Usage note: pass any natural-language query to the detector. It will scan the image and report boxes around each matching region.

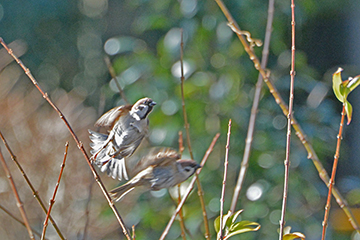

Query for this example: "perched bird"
[109,148,200,201]
[89,97,156,180]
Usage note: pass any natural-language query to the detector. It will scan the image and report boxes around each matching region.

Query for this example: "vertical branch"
[218,120,232,240]
[0,149,35,240]
[132,225,136,240]
[41,142,69,240]
[0,131,65,239]
[321,105,346,240]
[160,134,220,240]
[178,131,187,240]
[104,56,128,104]
[279,1,296,239]
[179,29,210,239]
[0,38,131,240]
[230,0,275,213]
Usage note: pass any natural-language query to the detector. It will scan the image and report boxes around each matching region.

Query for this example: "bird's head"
[130,97,156,120]
[176,159,201,180]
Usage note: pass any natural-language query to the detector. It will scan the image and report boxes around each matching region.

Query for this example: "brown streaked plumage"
[109,148,200,201]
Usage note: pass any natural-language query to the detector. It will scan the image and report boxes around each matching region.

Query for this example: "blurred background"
[0,0,360,239]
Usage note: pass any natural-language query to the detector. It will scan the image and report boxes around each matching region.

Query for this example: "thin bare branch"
[279,1,296,238]
[41,142,69,240]
[218,119,232,240]
[178,131,185,155]
[230,0,275,213]
[212,0,360,233]
[132,225,136,240]
[160,133,220,240]
[321,105,346,240]
[0,204,46,239]
[179,29,210,239]
[178,132,187,240]
[0,149,34,239]
[0,130,66,239]
[0,37,132,240]
[104,56,128,104]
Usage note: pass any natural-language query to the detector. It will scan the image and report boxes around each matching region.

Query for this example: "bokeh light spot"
[104,38,121,55]
[246,183,263,201]
[161,100,178,116]
[171,60,194,79]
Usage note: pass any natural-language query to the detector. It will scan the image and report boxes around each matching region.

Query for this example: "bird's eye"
[138,106,144,110]
[184,167,191,172]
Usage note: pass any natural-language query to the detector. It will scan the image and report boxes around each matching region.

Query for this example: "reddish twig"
[0,130,65,239]
[0,204,45,239]
[41,142,69,240]
[0,149,35,239]
[159,133,220,240]
[218,120,232,240]
[213,0,360,233]
[178,131,185,155]
[321,105,346,239]
[178,131,187,240]
[279,1,296,238]
[132,225,136,240]
[0,37,131,240]
[230,0,275,213]
[179,29,210,239]
[104,56,128,104]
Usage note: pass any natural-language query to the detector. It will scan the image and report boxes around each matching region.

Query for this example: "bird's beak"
[195,164,201,169]
[149,101,156,107]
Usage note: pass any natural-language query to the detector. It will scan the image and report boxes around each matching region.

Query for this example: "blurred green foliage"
[1,0,360,240]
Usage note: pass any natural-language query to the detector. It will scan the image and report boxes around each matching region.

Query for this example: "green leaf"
[348,75,360,92]
[224,221,261,240]
[214,216,221,233]
[214,211,232,233]
[283,232,306,240]
[332,68,344,102]
[345,101,353,125]
[231,209,244,224]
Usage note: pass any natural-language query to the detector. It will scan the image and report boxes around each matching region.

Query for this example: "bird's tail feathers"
[109,183,136,202]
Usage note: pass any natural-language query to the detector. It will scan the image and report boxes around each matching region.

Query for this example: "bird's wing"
[136,148,180,169]
[115,133,145,158]
[95,104,132,128]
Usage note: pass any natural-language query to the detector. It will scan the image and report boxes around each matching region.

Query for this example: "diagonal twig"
[0,204,46,239]
[218,119,232,240]
[160,133,220,240]
[212,0,360,233]
[104,56,128,104]
[41,142,69,240]
[0,37,132,240]
[230,0,275,213]
[0,130,66,239]
[179,29,210,239]
[0,149,35,239]
[279,1,296,238]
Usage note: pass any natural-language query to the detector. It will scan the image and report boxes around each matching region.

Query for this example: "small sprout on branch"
[332,67,360,125]
[214,210,260,240]
[281,226,306,240]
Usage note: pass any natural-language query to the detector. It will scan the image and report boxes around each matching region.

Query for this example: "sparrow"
[89,97,156,181]
[109,148,200,201]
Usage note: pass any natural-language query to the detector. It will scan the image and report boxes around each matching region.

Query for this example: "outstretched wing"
[95,104,132,128]
[134,148,180,173]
